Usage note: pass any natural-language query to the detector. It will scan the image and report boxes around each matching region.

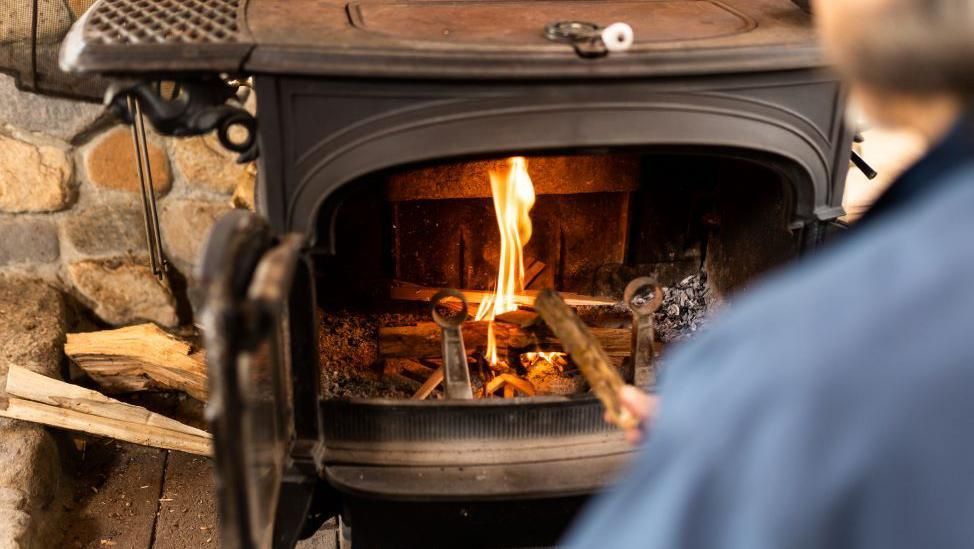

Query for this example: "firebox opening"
[313,149,799,401]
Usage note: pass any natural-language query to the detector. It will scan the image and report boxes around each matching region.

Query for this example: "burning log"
[534,289,639,430]
[379,321,631,359]
[390,285,615,309]
[484,373,536,397]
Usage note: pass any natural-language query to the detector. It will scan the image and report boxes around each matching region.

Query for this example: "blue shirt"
[565,113,974,549]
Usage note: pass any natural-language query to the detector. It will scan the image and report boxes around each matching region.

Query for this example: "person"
[565,1,974,547]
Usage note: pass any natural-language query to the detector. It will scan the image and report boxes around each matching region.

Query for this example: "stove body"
[62,1,853,547]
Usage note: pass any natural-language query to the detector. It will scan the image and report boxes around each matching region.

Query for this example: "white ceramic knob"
[602,22,634,52]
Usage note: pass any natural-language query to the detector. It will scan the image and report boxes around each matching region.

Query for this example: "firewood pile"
[0,324,211,455]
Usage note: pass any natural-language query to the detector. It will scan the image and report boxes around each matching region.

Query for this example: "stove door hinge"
[106,77,258,163]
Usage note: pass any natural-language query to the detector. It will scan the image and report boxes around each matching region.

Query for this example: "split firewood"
[65,324,207,401]
[396,358,437,378]
[494,309,540,328]
[382,371,423,392]
[534,289,639,431]
[379,321,630,359]
[412,366,444,400]
[485,373,536,397]
[523,257,546,289]
[390,285,616,308]
[0,364,211,456]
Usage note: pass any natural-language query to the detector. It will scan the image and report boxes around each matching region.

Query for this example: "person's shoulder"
[662,163,974,399]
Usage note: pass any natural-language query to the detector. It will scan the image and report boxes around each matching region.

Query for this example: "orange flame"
[475,157,537,366]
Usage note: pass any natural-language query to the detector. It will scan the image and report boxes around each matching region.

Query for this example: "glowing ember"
[520,351,569,371]
[474,157,537,367]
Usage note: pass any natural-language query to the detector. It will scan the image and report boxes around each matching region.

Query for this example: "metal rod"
[127,96,168,280]
[29,0,39,88]
[431,290,474,400]
[135,100,168,277]
[624,277,663,388]
[851,150,878,180]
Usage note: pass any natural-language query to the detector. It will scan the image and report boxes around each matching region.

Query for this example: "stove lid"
[61,0,820,79]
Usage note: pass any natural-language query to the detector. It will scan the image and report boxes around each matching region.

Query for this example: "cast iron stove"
[60,1,854,547]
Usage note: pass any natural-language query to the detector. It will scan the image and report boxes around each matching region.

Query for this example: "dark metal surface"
[244,0,819,79]
[430,290,474,399]
[83,0,242,45]
[253,72,852,248]
[108,79,258,162]
[198,211,275,549]
[60,0,821,79]
[542,20,633,59]
[60,0,252,74]
[624,277,662,387]
[321,396,617,444]
[199,212,328,549]
[318,398,633,500]
[127,96,169,279]
[341,495,589,548]
[326,453,631,499]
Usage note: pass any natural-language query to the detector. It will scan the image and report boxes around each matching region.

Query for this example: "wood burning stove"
[61,1,854,547]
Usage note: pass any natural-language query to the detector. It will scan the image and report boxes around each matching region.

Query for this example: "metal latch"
[544,21,634,58]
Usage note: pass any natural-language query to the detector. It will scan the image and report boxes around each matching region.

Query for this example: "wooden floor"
[62,437,338,549]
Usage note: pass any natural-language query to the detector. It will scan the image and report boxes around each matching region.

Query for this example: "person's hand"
[609,385,658,445]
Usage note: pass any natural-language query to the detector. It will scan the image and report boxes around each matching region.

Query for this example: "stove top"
[62,0,819,79]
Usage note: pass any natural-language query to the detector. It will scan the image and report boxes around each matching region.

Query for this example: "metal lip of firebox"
[315,394,636,499]
[60,0,823,80]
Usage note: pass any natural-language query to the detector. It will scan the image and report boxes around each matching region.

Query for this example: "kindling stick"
[534,289,639,431]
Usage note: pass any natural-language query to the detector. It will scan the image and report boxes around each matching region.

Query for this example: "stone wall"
[0,74,255,328]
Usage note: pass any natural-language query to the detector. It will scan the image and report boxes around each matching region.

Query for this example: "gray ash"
[317,308,425,400]
[654,273,711,343]
[320,367,413,400]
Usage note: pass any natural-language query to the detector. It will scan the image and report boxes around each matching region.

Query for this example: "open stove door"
[199,210,329,549]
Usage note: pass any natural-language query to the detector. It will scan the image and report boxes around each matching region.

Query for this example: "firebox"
[61,0,854,547]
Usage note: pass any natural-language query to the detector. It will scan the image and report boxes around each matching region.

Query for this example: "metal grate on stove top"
[84,0,242,46]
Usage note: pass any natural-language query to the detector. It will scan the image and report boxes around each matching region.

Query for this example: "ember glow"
[520,351,569,371]
[475,157,537,366]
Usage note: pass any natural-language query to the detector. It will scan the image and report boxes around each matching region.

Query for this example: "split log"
[412,366,444,400]
[390,285,616,308]
[485,374,536,397]
[382,371,422,392]
[534,290,638,430]
[379,321,630,359]
[65,324,207,401]
[523,257,546,289]
[494,309,540,328]
[0,365,211,456]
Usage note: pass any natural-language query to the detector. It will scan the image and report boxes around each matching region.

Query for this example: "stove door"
[199,211,324,549]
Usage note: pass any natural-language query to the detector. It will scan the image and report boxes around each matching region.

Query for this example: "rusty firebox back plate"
[387,155,640,201]
[347,1,755,46]
[62,0,819,79]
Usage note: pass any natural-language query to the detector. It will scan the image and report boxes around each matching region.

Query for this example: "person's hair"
[831,0,974,100]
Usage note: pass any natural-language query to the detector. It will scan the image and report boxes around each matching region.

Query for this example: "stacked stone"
[0,74,256,329]
[0,276,69,548]
[0,74,255,546]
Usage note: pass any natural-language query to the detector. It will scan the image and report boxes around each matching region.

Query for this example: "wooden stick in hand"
[534,289,639,431]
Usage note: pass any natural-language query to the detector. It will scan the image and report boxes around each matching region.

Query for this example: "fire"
[521,352,569,371]
[475,157,537,366]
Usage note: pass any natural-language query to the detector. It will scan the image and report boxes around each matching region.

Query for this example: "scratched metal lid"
[61,0,822,79]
